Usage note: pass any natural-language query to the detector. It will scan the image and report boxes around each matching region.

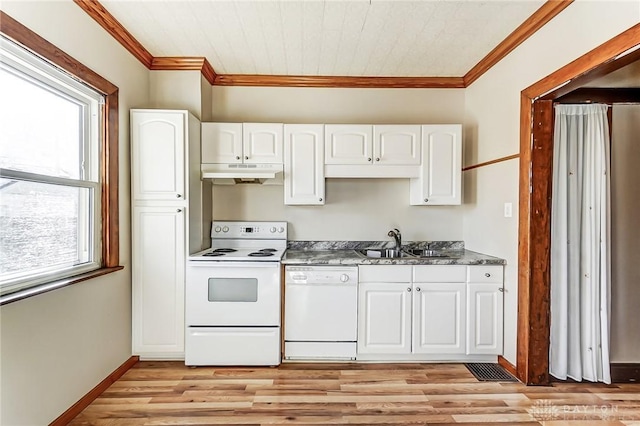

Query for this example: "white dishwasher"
[284,266,358,360]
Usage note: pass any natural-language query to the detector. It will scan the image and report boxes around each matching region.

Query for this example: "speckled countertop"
[282,241,506,266]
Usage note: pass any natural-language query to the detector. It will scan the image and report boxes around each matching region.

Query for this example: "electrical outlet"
[504,202,513,218]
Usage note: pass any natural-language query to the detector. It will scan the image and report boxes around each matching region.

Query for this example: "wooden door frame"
[516,23,640,385]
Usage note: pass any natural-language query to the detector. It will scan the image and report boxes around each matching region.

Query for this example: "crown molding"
[213,74,465,88]
[73,0,153,68]
[150,57,217,85]
[75,0,570,88]
[463,0,573,86]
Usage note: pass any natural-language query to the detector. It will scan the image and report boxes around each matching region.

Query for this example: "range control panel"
[211,221,287,239]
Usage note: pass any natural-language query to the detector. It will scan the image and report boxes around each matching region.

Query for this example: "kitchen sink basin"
[403,248,458,258]
[357,248,407,258]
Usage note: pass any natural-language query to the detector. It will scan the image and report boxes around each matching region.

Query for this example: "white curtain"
[550,104,611,384]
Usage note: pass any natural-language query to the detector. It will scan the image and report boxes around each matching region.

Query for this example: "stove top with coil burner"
[189,221,287,262]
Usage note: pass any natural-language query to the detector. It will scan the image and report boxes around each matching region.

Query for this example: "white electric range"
[185,221,287,366]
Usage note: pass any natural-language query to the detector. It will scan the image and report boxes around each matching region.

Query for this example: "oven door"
[186,261,280,326]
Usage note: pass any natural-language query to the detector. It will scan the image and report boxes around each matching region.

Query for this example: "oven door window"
[208,278,258,302]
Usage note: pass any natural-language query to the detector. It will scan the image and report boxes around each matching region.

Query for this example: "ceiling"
[99,0,546,78]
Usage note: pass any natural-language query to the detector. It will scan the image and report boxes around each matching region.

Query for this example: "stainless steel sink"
[403,248,458,258]
[357,248,407,258]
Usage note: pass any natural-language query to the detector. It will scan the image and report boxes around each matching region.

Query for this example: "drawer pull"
[407,287,411,292]
[485,273,491,277]
[416,287,421,292]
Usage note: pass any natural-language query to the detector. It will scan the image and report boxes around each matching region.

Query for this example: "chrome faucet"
[388,228,402,250]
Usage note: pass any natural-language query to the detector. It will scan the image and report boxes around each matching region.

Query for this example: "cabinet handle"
[416,287,421,292]
[424,198,429,203]
[176,209,182,213]
[375,157,380,162]
[236,156,240,160]
[367,157,372,162]
[485,273,491,277]
[407,287,411,292]
[176,194,182,198]
[245,156,249,160]
[319,198,323,202]
[499,287,504,292]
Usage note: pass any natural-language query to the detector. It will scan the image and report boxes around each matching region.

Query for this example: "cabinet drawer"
[413,265,466,282]
[359,265,412,282]
[467,266,503,283]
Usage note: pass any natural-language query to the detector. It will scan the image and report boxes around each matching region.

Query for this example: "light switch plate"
[504,202,513,218]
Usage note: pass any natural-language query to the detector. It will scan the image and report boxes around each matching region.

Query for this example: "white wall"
[610,105,640,363]
[463,1,639,365]
[210,86,465,240]
[0,1,149,424]
[150,70,203,118]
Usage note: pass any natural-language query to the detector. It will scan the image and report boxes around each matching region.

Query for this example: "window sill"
[0,266,124,306]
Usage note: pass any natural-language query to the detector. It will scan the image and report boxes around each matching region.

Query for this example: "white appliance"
[185,221,286,366]
[284,266,358,360]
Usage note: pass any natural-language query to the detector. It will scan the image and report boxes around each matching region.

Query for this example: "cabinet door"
[413,283,466,354]
[243,123,283,164]
[467,283,504,355]
[374,125,421,165]
[132,206,185,358]
[410,124,462,205]
[357,282,411,354]
[201,122,243,164]
[284,124,325,205]
[325,125,373,165]
[131,110,185,201]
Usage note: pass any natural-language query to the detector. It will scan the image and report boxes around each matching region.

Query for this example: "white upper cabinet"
[243,123,284,164]
[284,124,325,205]
[324,125,372,165]
[131,111,185,201]
[410,124,462,205]
[202,122,283,164]
[201,122,243,164]
[374,125,421,165]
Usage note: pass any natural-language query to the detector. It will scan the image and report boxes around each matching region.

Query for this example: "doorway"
[515,25,640,385]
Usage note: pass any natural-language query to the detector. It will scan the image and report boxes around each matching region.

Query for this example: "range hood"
[201,163,283,185]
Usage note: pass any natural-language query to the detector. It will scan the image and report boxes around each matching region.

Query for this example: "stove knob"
[340,274,349,283]
[270,227,277,233]
[278,227,285,233]
[222,226,229,233]
[214,226,221,233]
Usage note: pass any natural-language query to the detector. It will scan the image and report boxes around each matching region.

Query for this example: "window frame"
[0,11,122,305]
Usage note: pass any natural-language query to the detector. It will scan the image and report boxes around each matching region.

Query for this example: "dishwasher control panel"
[285,266,358,285]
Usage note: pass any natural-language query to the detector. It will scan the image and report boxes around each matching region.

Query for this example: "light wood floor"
[70,361,640,425]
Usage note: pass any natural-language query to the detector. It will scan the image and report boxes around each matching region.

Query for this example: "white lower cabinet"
[132,206,185,358]
[413,283,466,354]
[357,282,412,354]
[357,264,504,360]
[467,265,504,355]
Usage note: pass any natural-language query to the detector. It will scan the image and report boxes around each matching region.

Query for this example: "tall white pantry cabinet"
[131,109,206,360]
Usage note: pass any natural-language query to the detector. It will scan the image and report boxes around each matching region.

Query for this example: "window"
[0,15,120,304]
[0,36,103,296]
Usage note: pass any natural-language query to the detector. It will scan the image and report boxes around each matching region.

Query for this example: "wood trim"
[213,74,466,88]
[523,99,554,386]
[517,24,640,385]
[498,355,519,379]
[150,57,217,85]
[555,87,640,104]
[72,0,153,68]
[463,0,573,86]
[0,266,124,306]
[49,356,139,426]
[610,363,640,383]
[524,23,640,98]
[0,11,121,294]
[462,154,520,172]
